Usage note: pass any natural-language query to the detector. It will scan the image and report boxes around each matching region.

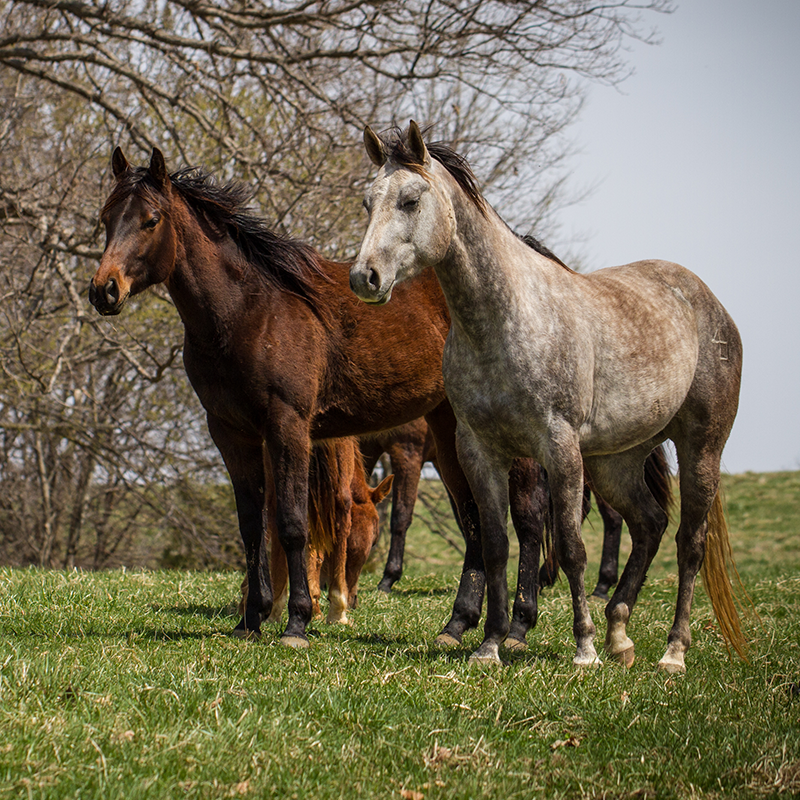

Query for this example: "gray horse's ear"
[364,126,387,167]
[111,147,130,179]
[407,120,430,166]
[148,147,169,191]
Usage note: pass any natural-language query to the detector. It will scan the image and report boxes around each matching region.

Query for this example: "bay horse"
[350,122,745,672]
[359,419,441,593]
[242,437,393,625]
[89,146,547,649]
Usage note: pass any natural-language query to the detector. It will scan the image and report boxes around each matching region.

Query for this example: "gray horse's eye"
[400,196,419,211]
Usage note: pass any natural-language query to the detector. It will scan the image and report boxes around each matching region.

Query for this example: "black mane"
[519,234,571,271]
[105,165,333,309]
[385,127,488,217]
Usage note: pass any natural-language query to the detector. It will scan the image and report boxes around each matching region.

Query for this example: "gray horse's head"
[350,121,457,305]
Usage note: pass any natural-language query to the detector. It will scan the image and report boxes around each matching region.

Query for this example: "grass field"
[0,472,798,799]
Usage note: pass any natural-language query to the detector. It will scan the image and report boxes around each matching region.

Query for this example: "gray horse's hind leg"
[585,446,670,667]
[657,445,722,673]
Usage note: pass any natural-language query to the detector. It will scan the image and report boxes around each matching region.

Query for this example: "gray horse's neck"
[434,182,559,348]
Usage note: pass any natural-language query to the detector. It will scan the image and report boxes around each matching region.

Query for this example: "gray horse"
[349,122,745,673]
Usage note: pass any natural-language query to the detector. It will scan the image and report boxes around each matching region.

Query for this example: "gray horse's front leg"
[548,441,601,668]
[455,426,512,666]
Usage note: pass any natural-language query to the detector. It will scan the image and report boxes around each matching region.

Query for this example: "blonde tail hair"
[701,491,749,659]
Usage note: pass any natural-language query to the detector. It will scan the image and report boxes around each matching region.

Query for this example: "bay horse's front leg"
[207,415,272,637]
[265,415,314,648]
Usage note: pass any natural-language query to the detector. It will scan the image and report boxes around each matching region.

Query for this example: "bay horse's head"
[350,121,467,306]
[89,147,177,316]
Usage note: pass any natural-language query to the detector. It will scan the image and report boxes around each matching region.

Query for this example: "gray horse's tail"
[701,491,749,659]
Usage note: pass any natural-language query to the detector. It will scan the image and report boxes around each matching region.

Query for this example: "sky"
[555,0,800,475]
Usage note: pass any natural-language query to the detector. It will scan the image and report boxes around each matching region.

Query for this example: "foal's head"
[350,121,481,305]
[90,147,178,316]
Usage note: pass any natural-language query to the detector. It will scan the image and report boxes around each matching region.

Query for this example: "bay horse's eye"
[143,216,159,230]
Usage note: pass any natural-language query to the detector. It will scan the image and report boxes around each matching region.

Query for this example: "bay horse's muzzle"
[88,276,125,316]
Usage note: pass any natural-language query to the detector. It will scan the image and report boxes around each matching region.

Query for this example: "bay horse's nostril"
[105,277,119,307]
[88,280,97,307]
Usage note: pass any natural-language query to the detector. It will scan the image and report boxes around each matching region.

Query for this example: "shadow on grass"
[376,586,454,598]
[349,630,563,666]
[152,603,239,619]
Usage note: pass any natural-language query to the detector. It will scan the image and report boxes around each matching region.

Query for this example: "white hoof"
[573,646,602,668]
[468,642,502,666]
[658,643,687,674]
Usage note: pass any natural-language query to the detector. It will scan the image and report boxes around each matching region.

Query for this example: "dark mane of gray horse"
[384,127,571,271]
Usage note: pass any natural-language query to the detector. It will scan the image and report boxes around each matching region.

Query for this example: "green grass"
[0,472,798,799]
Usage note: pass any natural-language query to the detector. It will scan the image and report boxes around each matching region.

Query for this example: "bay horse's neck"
[164,196,266,347]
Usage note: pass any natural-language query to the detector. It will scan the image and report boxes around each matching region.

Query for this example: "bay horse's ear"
[364,126,387,168]
[407,120,430,167]
[148,147,170,192]
[111,147,129,179]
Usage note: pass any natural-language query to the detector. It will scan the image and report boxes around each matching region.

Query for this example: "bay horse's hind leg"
[585,445,669,668]
[265,414,314,648]
[592,494,623,600]
[506,458,547,650]
[377,438,427,593]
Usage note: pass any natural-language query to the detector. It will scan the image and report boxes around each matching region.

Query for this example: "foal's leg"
[207,415,272,637]
[585,446,669,667]
[267,523,288,622]
[426,401,486,646]
[506,458,547,650]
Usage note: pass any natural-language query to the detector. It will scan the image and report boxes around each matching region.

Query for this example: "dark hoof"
[377,578,394,593]
[231,626,261,641]
[434,632,461,647]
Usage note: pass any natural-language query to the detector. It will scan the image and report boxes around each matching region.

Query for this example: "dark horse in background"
[90,147,551,649]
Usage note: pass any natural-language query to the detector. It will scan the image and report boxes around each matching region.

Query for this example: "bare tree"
[0,0,671,567]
